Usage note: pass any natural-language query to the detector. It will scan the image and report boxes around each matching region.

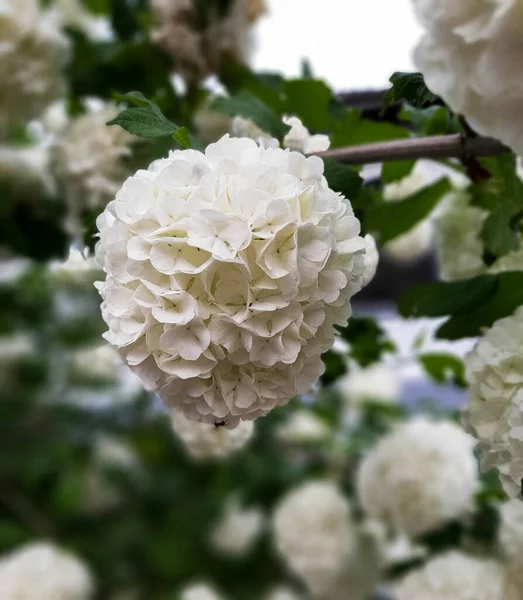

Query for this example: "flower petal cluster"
[96,135,369,427]
[282,117,330,154]
[54,102,136,213]
[55,0,112,41]
[209,497,264,556]
[338,363,400,408]
[180,584,226,600]
[277,409,331,444]
[264,587,302,600]
[395,551,518,600]
[0,542,94,600]
[171,410,254,459]
[463,307,523,497]
[0,0,69,130]
[150,0,264,82]
[0,141,53,201]
[272,480,354,596]
[499,499,523,565]
[357,419,478,536]
[434,191,523,281]
[413,0,523,158]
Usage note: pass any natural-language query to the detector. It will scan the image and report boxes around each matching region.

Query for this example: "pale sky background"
[253,0,423,91]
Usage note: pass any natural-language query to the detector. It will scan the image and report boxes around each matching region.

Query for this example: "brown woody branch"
[316,134,508,165]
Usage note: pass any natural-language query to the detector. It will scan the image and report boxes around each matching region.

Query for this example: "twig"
[316,134,508,165]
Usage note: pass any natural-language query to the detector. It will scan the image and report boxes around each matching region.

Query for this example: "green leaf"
[332,116,410,148]
[436,272,523,339]
[172,127,191,149]
[419,353,466,387]
[400,104,461,136]
[284,78,334,131]
[108,92,189,142]
[470,154,523,261]
[337,317,396,367]
[365,178,451,244]
[381,159,415,185]
[323,159,363,200]
[398,274,498,319]
[301,58,314,79]
[384,72,439,108]
[212,91,289,139]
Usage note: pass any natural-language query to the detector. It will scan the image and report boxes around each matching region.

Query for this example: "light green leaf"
[212,91,289,139]
[284,79,334,131]
[173,127,191,149]
[365,178,451,244]
[419,353,466,387]
[381,159,415,184]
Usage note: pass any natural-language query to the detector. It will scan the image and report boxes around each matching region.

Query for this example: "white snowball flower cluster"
[231,115,331,155]
[150,0,265,82]
[264,587,302,600]
[277,409,331,444]
[54,102,136,214]
[81,435,141,514]
[463,307,523,497]
[180,583,226,600]
[0,0,69,131]
[209,497,264,557]
[434,191,523,281]
[273,480,354,596]
[96,134,370,427]
[362,234,379,287]
[357,419,478,537]
[499,499,523,565]
[55,0,112,41]
[395,551,518,600]
[413,0,523,158]
[0,542,93,600]
[0,142,53,200]
[338,363,400,408]
[171,410,254,459]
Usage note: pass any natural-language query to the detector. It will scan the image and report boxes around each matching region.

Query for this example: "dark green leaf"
[212,92,289,139]
[419,353,466,387]
[381,159,415,185]
[365,178,451,244]
[284,79,334,131]
[337,317,396,367]
[436,272,523,339]
[398,274,498,319]
[332,115,410,148]
[320,350,347,386]
[323,160,363,200]
[384,72,439,108]
[470,154,523,261]
[400,104,461,136]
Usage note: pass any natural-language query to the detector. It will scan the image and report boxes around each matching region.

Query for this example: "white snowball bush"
[0,142,53,200]
[338,363,400,408]
[0,0,69,130]
[277,409,331,444]
[463,307,523,497]
[54,102,136,213]
[395,551,518,600]
[0,542,94,600]
[209,498,264,557]
[357,419,478,537]
[150,0,264,81]
[499,499,523,565]
[413,0,523,158]
[96,135,370,427]
[180,583,226,600]
[171,410,254,459]
[272,480,354,596]
[434,192,523,281]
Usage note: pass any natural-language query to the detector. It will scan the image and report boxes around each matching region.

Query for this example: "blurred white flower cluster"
[210,497,264,557]
[171,410,254,459]
[463,307,523,497]
[264,587,302,600]
[395,551,518,600]
[0,142,54,200]
[0,0,69,131]
[499,499,523,566]
[96,135,372,427]
[0,542,93,600]
[357,419,478,536]
[180,583,226,600]
[277,410,331,444]
[53,102,137,215]
[433,191,523,281]
[273,480,354,596]
[55,0,112,41]
[413,0,523,158]
[150,0,265,82]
